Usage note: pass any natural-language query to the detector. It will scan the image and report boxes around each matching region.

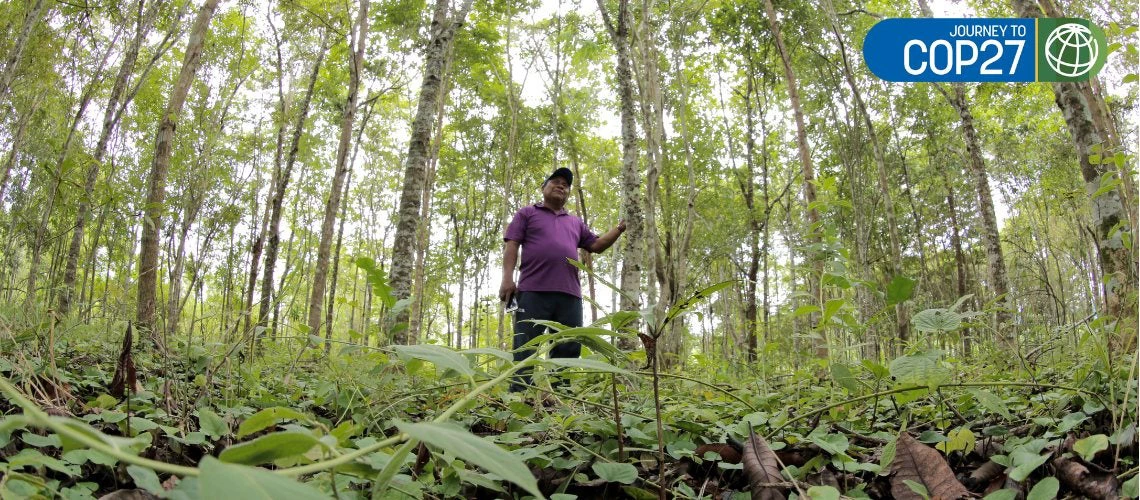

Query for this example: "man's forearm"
[589,227,623,253]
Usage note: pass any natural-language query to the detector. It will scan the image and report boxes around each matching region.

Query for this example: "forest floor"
[0,315,1137,499]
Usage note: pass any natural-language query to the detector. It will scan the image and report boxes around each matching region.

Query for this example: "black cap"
[544,167,573,186]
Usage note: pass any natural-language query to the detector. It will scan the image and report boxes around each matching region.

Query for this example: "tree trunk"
[136,0,220,348]
[762,0,824,358]
[1009,0,1136,330]
[258,28,331,336]
[389,0,473,344]
[324,169,354,354]
[307,0,369,337]
[826,11,910,344]
[0,0,48,102]
[741,48,761,363]
[27,35,116,309]
[598,0,645,347]
[59,0,160,316]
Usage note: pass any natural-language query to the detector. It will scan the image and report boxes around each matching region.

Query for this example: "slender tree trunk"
[762,0,824,358]
[826,10,910,344]
[27,36,116,309]
[389,0,474,344]
[136,0,220,348]
[0,0,48,103]
[0,92,39,205]
[59,0,159,316]
[307,0,369,337]
[741,48,761,363]
[598,0,645,346]
[1010,0,1136,330]
[324,169,353,354]
[258,29,331,336]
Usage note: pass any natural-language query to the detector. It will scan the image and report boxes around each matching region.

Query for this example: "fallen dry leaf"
[742,427,786,500]
[1053,456,1119,500]
[890,432,972,500]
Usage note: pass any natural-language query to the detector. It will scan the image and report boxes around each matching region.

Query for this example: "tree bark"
[598,0,646,348]
[59,0,160,317]
[135,0,220,348]
[1009,0,1136,329]
[827,11,910,344]
[27,34,116,310]
[258,28,331,337]
[0,0,48,103]
[762,0,824,358]
[388,0,473,344]
[307,0,369,337]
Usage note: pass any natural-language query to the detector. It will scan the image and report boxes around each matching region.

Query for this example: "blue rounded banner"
[864,19,1036,82]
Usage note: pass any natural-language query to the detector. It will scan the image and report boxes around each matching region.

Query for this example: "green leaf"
[968,389,1012,419]
[592,462,638,484]
[793,305,821,317]
[1027,477,1059,500]
[912,308,962,333]
[1123,475,1138,498]
[886,275,916,305]
[935,427,975,455]
[664,280,736,325]
[830,363,860,393]
[219,431,321,466]
[394,344,473,377]
[807,432,849,456]
[1123,73,1138,84]
[127,465,163,494]
[889,353,951,387]
[984,489,1018,500]
[199,456,327,500]
[1072,434,1108,461]
[198,409,228,438]
[541,357,631,375]
[461,347,513,362]
[807,485,841,500]
[902,479,930,499]
[1008,449,1050,482]
[397,421,543,499]
[237,407,311,438]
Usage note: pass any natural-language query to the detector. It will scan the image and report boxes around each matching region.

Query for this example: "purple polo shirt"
[505,203,599,298]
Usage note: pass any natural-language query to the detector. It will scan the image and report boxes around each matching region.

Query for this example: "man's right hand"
[499,280,517,302]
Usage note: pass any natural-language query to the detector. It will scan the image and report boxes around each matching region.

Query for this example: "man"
[499,167,625,392]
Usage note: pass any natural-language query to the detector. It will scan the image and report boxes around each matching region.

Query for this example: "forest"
[0,0,1136,498]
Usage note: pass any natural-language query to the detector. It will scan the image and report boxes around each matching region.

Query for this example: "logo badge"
[862,18,1107,82]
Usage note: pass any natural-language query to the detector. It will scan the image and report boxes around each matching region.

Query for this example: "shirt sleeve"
[504,208,527,242]
[577,218,599,249]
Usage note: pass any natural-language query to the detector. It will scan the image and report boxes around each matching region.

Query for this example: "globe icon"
[1045,23,1099,78]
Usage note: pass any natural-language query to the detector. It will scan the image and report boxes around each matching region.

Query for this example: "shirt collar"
[534,202,569,215]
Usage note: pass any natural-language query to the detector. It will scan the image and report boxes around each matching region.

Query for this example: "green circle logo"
[1044,22,1099,78]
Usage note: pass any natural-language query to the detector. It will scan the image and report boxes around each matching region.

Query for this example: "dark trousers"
[510,291,582,392]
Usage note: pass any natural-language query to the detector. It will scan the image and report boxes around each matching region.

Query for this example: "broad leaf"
[664,280,736,325]
[1072,434,1108,462]
[197,409,227,438]
[592,462,637,484]
[886,275,916,305]
[742,427,786,500]
[912,308,962,333]
[200,456,326,499]
[461,347,513,362]
[219,431,321,466]
[830,363,860,393]
[238,407,312,438]
[889,433,969,500]
[1027,477,1059,500]
[807,485,840,500]
[127,465,163,494]
[397,421,543,499]
[394,344,473,377]
[968,389,1012,419]
[889,353,951,387]
[541,357,631,375]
